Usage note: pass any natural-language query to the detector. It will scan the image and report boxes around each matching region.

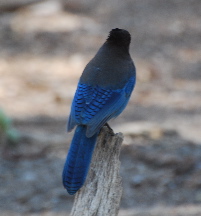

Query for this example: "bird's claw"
[104,123,115,136]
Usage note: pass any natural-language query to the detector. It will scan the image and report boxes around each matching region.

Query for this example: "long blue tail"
[62,125,98,195]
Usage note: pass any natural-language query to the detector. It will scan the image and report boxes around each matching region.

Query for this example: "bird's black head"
[107,28,131,48]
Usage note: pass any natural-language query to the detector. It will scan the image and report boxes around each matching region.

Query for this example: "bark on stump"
[70,126,123,216]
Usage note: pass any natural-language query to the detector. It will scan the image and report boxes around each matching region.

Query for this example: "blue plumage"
[62,125,97,195]
[63,28,136,195]
[68,76,135,137]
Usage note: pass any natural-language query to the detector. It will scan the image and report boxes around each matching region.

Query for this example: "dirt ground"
[0,0,201,215]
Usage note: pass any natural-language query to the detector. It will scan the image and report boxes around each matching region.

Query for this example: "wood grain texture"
[70,126,123,216]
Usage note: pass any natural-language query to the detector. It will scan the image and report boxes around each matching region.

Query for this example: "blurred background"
[0,0,201,215]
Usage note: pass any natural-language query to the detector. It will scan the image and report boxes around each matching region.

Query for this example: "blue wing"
[68,76,135,137]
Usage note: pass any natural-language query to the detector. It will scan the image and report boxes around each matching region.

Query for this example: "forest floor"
[0,0,201,215]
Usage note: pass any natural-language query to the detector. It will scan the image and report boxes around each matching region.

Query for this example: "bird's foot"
[104,123,115,136]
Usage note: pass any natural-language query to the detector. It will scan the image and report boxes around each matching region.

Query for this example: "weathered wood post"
[70,126,123,216]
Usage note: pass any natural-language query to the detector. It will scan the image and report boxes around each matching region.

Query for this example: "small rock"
[131,175,146,187]
[23,171,37,182]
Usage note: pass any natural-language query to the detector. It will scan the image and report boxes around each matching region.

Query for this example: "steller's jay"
[62,28,136,195]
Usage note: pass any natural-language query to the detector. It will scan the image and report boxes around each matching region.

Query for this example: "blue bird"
[62,28,136,195]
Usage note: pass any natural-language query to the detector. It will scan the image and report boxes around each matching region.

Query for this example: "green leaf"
[0,109,11,131]
[6,129,20,143]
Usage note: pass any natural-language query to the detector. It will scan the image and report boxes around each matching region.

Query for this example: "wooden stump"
[70,126,123,216]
